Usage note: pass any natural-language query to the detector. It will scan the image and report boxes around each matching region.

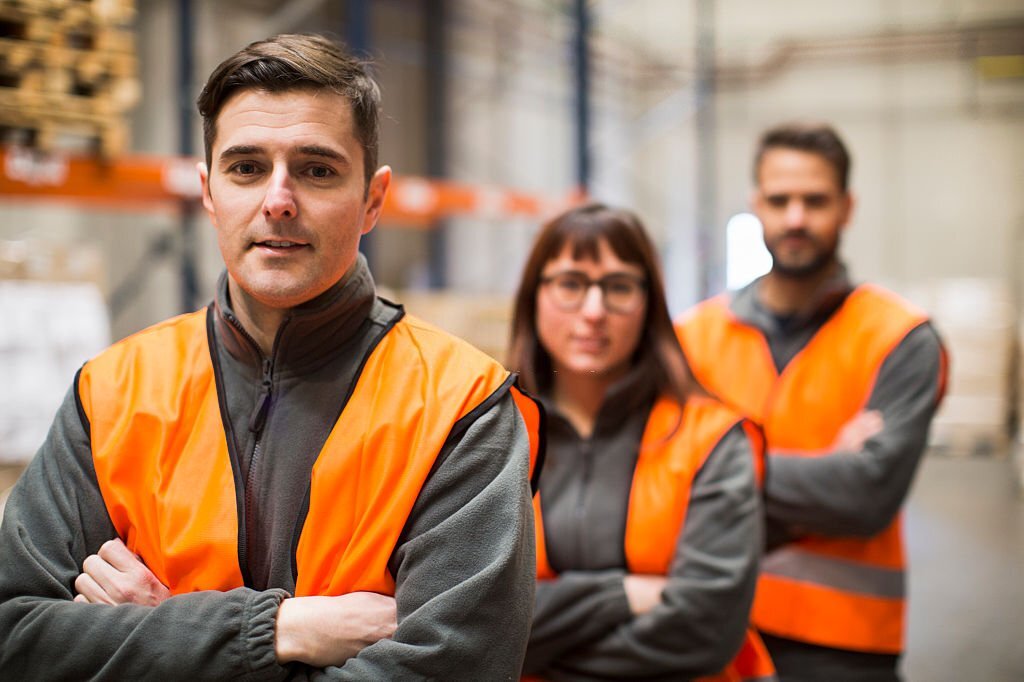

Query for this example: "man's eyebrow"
[296,145,349,163]
[219,145,263,161]
[217,145,349,163]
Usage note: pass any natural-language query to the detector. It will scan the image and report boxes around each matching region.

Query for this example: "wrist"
[274,598,303,663]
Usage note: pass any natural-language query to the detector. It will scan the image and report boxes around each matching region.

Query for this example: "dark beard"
[766,233,838,279]
[770,250,837,278]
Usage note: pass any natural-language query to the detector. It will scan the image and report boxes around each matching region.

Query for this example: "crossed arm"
[72,537,396,667]
[764,323,947,542]
[0,387,535,680]
[523,424,762,680]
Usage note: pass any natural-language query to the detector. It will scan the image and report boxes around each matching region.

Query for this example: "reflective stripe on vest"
[534,395,775,681]
[80,307,539,596]
[676,284,932,654]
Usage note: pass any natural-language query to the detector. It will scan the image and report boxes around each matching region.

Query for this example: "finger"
[97,538,144,572]
[73,594,88,603]
[860,410,884,428]
[74,571,116,605]
[82,553,123,597]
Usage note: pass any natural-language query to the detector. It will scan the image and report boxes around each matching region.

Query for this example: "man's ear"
[749,188,761,212]
[361,165,392,235]
[839,191,856,231]
[197,162,216,222]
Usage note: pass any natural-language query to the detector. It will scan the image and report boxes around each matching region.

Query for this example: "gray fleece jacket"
[727,266,946,547]
[0,255,536,681]
[715,267,946,680]
[523,369,763,681]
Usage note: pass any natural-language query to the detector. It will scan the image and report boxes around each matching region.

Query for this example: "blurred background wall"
[1,2,1023,676]
[6,0,1022,452]
[4,0,1022,327]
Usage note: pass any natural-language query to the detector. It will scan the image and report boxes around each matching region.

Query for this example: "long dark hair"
[508,202,693,406]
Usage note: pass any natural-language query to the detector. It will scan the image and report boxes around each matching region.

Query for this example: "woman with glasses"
[510,203,775,681]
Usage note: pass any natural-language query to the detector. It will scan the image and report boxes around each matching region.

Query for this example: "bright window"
[726,212,772,290]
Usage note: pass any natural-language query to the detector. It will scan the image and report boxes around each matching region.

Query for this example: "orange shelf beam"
[0,147,578,226]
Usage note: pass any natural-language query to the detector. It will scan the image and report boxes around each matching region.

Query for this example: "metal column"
[695,0,718,298]
[425,0,448,287]
[346,0,375,268]
[178,0,199,312]
[572,0,591,193]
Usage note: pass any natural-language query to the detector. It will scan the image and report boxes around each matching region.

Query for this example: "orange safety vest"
[78,307,543,597]
[676,284,942,654]
[532,396,776,682]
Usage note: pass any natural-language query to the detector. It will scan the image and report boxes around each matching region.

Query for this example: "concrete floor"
[902,453,1024,681]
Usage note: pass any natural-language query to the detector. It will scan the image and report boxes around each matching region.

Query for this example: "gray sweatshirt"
[0,255,536,681]
[523,370,763,681]
[728,267,946,547]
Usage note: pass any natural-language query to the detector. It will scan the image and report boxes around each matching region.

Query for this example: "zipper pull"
[249,359,273,433]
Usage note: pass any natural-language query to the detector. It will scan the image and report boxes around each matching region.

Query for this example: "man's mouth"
[253,239,308,250]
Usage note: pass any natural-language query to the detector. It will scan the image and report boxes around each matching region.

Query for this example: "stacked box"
[908,278,1017,456]
[0,0,138,156]
[393,289,514,364]
[0,238,110,465]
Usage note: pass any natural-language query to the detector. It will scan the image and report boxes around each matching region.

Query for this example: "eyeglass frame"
[538,270,648,314]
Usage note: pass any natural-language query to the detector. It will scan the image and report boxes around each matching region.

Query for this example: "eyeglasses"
[539,271,647,314]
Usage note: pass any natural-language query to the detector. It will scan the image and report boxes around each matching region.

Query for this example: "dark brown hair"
[197,33,381,188]
[508,202,693,406]
[754,121,851,191]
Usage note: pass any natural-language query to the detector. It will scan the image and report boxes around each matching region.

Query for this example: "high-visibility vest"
[532,396,776,682]
[676,284,943,654]
[79,307,543,597]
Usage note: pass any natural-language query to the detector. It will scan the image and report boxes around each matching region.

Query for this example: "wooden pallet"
[0,1,137,155]
[0,463,23,523]
[0,100,129,155]
[0,16,135,53]
[0,0,134,28]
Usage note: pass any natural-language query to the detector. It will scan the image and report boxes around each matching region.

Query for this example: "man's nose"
[783,199,806,227]
[262,168,297,219]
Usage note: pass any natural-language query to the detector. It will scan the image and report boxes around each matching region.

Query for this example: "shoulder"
[676,293,732,328]
[390,312,506,371]
[83,308,208,375]
[670,395,748,454]
[847,283,929,324]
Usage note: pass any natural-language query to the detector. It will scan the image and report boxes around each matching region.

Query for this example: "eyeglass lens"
[545,272,645,313]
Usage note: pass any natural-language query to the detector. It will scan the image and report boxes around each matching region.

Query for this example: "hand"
[832,410,884,452]
[623,574,667,616]
[73,538,171,606]
[275,592,397,667]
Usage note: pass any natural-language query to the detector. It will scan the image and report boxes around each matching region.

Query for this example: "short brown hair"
[754,122,851,191]
[197,33,381,187]
[508,203,693,407]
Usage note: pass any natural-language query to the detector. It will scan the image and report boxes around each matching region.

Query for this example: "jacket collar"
[538,363,658,438]
[213,253,377,374]
[730,263,854,335]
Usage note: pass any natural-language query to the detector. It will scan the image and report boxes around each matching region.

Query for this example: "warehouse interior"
[1,0,1023,679]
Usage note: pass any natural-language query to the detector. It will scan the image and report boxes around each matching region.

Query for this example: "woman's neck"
[552,370,622,438]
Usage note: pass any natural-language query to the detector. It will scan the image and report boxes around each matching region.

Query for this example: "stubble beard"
[766,234,839,280]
